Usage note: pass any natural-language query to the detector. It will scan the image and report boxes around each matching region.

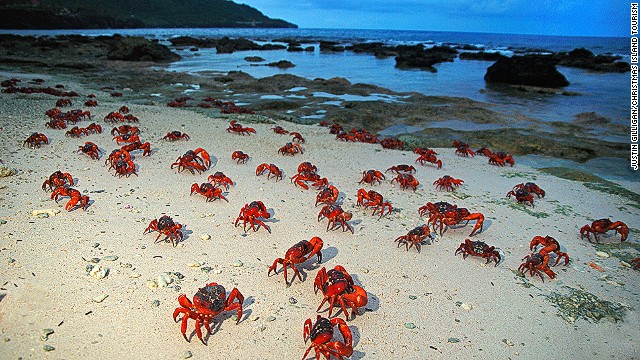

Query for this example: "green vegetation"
[593,240,640,263]
[540,167,640,209]
[1,0,296,29]
[545,286,629,323]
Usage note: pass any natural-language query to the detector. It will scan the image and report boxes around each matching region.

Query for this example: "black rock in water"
[484,55,569,88]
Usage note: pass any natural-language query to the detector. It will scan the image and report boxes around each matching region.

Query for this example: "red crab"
[512,182,545,198]
[235,201,271,233]
[356,189,392,218]
[631,258,640,270]
[111,125,140,136]
[65,126,90,138]
[104,111,124,123]
[55,98,72,107]
[488,152,515,167]
[414,147,438,156]
[84,100,98,107]
[163,131,190,141]
[316,185,340,207]
[144,215,184,246]
[298,162,318,174]
[45,118,66,129]
[124,114,139,122]
[256,163,283,181]
[455,238,501,266]
[529,235,570,266]
[278,142,304,156]
[314,266,368,320]
[453,140,475,157]
[506,188,535,206]
[268,237,324,286]
[111,158,137,177]
[191,183,228,202]
[415,153,443,169]
[171,148,211,174]
[380,137,404,150]
[329,123,343,134]
[120,141,152,157]
[391,173,419,191]
[271,126,289,134]
[433,175,464,191]
[42,171,74,191]
[173,282,243,344]
[395,225,433,253]
[105,149,131,169]
[113,133,141,145]
[226,120,256,135]
[23,133,49,148]
[51,187,90,211]
[518,252,557,281]
[476,147,493,157]
[580,219,629,243]
[318,204,353,233]
[385,164,416,174]
[418,201,457,219]
[430,206,484,237]
[359,170,385,185]
[77,142,101,159]
[207,172,233,190]
[291,171,328,190]
[303,315,353,360]
[231,150,249,164]
[290,132,305,143]
[119,105,130,114]
[86,123,102,134]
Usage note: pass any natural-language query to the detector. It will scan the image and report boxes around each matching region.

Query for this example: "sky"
[240,0,627,37]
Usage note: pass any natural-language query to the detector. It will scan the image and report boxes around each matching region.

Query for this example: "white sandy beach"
[0,72,639,359]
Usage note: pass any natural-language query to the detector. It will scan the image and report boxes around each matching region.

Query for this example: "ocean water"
[2,27,636,182]
[2,28,628,124]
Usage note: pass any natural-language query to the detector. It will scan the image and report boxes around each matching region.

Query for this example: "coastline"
[0,66,639,359]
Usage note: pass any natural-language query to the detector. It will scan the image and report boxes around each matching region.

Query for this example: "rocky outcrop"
[394,45,458,71]
[484,55,569,88]
[169,36,285,54]
[554,48,629,72]
[106,36,181,62]
[266,60,295,69]
[319,41,345,52]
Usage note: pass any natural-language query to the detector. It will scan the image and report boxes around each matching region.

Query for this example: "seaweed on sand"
[544,286,630,323]
[540,167,640,210]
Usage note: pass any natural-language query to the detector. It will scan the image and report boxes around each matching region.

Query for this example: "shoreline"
[0,71,638,359]
[0,34,636,186]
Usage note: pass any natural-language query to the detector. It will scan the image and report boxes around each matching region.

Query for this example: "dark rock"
[260,44,287,51]
[287,46,304,52]
[459,52,506,61]
[395,45,458,71]
[266,60,295,69]
[107,37,180,62]
[244,56,265,62]
[484,55,569,88]
[304,46,315,52]
[215,37,261,54]
[320,41,345,52]
[572,112,612,125]
[554,48,629,72]
[254,100,301,111]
